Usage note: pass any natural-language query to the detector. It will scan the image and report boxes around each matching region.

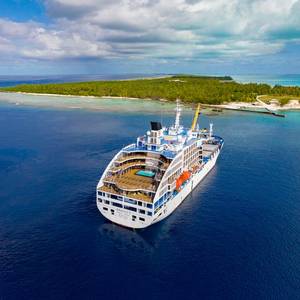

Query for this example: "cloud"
[0,0,300,64]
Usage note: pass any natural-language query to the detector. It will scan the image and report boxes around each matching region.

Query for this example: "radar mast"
[174,99,182,131]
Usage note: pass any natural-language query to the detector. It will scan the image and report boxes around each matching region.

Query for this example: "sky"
[0,0,300,75]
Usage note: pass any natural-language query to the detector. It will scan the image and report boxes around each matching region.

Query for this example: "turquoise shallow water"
[233,74,300,86]
[0,92,178,113]
[0,99,300,299]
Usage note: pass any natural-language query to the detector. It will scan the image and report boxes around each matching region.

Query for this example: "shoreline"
[215,96,300,111]
[205,102,300,112]
[0,91,174,105]
[0,91,300,111]
[3,91,166,101]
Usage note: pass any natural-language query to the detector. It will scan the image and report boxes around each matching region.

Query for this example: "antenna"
[174,99,182,130]
[209,123,213,138]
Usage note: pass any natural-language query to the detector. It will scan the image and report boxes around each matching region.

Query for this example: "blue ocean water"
[0,102,300,299]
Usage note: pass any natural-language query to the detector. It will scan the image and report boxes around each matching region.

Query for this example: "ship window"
[146,203,152,209]
[155,206,162,214]
[147,211,152,216]
[138,201,142,206]
[111,209,115,215]
[158,197,164,205]
[139,209,145,214]
[139,217,145,222]
[98,198,102,203]
[112,195,123,202]
[132,215,136,221]
[124,205,137,212]
[104,200,110,205]
[98,191,102,196]
[110,194,118,200]
[103,207,108,211]
[124,198,137,205]
[112,202,122,208]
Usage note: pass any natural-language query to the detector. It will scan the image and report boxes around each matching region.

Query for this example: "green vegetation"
[259,94,300,106]
[2,75,300,105]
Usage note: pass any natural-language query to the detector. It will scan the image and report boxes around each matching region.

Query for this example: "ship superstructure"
[97,100,223,229]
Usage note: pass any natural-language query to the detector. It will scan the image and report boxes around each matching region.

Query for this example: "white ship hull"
[152,149,219,225]
[97,101,223,229]
[97,148,221,229]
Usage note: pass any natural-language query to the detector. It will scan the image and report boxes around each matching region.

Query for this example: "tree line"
[2,75,300,105]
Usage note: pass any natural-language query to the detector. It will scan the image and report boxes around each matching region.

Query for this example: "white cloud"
[0,36,15,54]
[0,0,300,63]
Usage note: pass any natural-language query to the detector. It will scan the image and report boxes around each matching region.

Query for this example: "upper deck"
[99,147,173,203]
[123,144,177,159]
[98,101,222,204]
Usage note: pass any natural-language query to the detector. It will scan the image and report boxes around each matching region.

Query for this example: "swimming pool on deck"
[136,170,155,178]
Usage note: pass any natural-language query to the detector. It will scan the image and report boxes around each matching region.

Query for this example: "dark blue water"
[1,104,300,299]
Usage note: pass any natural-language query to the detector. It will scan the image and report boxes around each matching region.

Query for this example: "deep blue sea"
[0,98,300,299]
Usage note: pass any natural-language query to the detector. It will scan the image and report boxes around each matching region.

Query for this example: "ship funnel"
[150,121,162,131]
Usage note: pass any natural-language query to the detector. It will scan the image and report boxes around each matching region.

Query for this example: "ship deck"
[105,168,156,192]
[110,160,168,173]
[117,168,156,192]
[99,184,153,203]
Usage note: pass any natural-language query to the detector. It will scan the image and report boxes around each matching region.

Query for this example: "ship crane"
[191,103,201,131]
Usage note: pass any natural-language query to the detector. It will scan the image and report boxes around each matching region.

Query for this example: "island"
[1,75,300,109]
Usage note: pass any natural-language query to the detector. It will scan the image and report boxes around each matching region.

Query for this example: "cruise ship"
[96,101,223,229]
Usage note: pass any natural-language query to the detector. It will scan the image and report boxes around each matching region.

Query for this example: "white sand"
[1,91,300,111]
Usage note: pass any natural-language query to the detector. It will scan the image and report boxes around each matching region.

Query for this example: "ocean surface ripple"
[0,103,300,299]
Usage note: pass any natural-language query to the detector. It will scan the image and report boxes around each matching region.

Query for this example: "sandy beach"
[1,91,300,112]
[214,96,300,111]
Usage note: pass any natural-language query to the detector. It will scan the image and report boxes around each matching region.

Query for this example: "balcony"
[110,160,169,173]
[104,168,158,193]
[98,184,153,203]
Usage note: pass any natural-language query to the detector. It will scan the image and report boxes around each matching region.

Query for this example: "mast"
[174,99,182,131]
[209,123,213,138]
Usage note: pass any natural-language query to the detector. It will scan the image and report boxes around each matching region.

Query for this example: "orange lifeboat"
[176,171,191,191]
